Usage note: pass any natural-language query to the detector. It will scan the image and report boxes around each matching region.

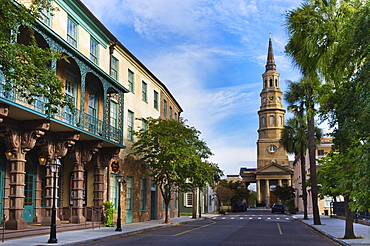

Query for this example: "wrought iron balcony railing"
[0,83,123,145]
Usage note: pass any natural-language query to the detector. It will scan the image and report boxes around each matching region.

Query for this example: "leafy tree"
[285,0,368,238]
[271,185,295,210]
[216,180,250,208]
[0,0,72,116]
[130,117,222,223]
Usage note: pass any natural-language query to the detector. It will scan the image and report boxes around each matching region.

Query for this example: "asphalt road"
[90,209,339,246]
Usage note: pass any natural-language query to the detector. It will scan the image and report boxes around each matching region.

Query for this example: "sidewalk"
[1,213,369,245]
[294,214,370,246]
[0,215,215,246]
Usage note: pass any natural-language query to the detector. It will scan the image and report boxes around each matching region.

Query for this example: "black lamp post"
[48,158,61,243]
[115,171,124,232]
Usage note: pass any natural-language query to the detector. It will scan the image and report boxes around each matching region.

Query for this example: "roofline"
[72,0,183,112]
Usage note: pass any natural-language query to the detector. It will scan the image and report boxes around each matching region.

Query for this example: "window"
[163,100,167,116]
[64,73,76,123]
[170,107,173,120]
[279,116,283,125]
[269,145,277,153]
[110,56,119,80]
[88,88,98,132]
[154,90,158,110]
[185,193,193,207]
[262,117,266,126]
[109,174,118,211]
[67,17,77,47]
[40,1,51,26]
[142,119,147,131]
[317,149,325,156]
[90,37,99,64]
[174,191,178,209]
[142,81,147,102]
[110,100,118,128]
[269,115,275,125]
[140,179,146,211]
[128,69,134,92]
[174,113,177,121]
[127,110,134,141]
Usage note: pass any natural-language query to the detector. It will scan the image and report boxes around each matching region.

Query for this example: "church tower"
[254,34,292,206]
[257,34,288,168]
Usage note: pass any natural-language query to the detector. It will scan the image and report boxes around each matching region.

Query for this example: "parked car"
[233,202,247,212]
[271,204,284,214]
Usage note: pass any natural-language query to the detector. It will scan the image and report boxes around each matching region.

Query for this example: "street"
[90,209,339,246]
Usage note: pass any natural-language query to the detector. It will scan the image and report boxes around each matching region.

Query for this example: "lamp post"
[48,158,61,243]
[115,171,124,232]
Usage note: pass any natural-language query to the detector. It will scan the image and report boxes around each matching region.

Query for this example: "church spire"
[265,32,276,72]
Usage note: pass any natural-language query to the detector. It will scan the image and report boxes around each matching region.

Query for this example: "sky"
[80,0,304,177]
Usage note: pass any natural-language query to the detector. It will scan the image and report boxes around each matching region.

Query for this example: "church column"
[257,180,262,203]
[288,178,292,187]
[266,179,270,207]
[2,120,50,230]
[278,179,282,187]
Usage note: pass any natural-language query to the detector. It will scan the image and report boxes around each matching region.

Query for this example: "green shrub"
[103,201,116,227]
[219,210,226,214]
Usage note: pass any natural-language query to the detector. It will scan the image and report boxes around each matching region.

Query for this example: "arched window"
[269,79,273,87]
[279,116,283,125]
[264,80,267,88]
[275,79,278,87]
[270,115,275,125]
[262,117,266,126]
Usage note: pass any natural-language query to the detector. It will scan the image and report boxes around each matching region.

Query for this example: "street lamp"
[115,171,125,232]
[48,158,61,243]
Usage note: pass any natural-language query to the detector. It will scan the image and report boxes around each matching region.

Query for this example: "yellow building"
[0,0,181,230]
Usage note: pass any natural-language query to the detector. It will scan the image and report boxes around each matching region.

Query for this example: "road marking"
[240,217,243,219]
[231,217,235,220]
[222,217,226,220]
[249,217,253,219]
[285,218,289,220]
[212,217,216,219]
[277,223,283,235]
[267,218,271,220]
[277,218,280,220]
[258,217,261,220]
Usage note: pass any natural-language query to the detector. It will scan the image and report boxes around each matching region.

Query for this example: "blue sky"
[81,0,304,177]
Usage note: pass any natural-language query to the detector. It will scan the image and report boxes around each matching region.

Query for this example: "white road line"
[222,217,226,220]
[267,218,271,220]
[277,218,280,220]
[231,217,235,220]
[249,217,253,219]
[240,217,243,219]
[285,218,290,220]
[212,217,216,219]
[258,217,262,220]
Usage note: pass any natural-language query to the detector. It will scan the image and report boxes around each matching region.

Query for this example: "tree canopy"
[130,117,222,223]
[0,0,72,116]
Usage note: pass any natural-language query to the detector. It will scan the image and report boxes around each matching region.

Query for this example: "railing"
[0,83,122,145]
[84,207,102,229]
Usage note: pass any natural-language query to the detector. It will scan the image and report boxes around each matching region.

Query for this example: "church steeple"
[265,32,276,72]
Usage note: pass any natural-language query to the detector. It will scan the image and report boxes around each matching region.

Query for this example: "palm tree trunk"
[300,153,308,220]
[308,115,321,225]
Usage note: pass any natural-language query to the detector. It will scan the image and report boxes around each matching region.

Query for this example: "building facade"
[240,36,293,207]
[294,138,338,215]
[0,0,181,230]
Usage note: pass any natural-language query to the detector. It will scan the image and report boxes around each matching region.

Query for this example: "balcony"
[0,83,123,146]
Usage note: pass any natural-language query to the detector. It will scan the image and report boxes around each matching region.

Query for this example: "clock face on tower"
[268,145,277,153]
[269,96,274,101]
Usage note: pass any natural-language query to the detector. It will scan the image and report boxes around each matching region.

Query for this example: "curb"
[64,217,208,246]
[298,219,351,246]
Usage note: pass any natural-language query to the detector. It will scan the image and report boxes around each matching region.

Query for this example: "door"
[23,174,35,222]
[125,177,133,223]
[150,182,157,220]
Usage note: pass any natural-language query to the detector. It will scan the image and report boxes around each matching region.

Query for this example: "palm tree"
[285,0,364,237]
[281,116,309,219]
[284,78,322,225]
